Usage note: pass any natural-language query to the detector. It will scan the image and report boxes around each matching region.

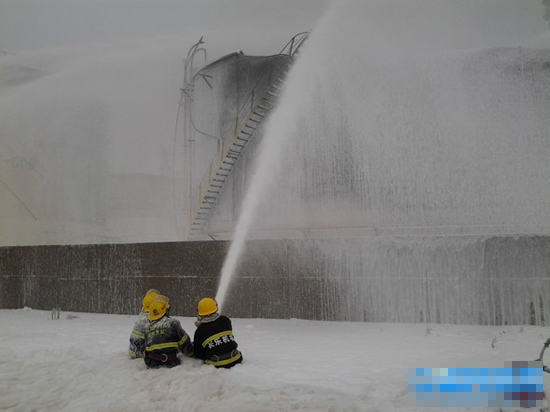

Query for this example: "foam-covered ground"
[1,308,549,411]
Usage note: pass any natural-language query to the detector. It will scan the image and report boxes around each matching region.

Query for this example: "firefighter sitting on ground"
[193,297,243,369]
[129,288,160,359]
[143,294,194,368]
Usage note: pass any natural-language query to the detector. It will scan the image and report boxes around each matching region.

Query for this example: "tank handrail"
[192,52,242,81]
[192,31,308,82]
[278,31,310,56]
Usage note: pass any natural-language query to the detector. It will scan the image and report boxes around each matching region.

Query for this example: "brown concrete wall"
[0,241,228,316]
[1,236,549,325]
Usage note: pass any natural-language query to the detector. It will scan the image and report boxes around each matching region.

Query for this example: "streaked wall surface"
[2,235,549,325]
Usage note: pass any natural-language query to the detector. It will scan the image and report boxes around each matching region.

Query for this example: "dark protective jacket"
[144,315,194,368]
[193,314,243,368]
[129,312,148,359]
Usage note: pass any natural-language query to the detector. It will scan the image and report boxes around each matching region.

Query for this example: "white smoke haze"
[247,0,550,235]
[1,0,549,250]
[0,39,188,244]
[215,0,550,306]
[0,0,327,246]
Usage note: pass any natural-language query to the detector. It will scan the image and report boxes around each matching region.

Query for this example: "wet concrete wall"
[1,236,549,325]
[0,242,227,316]
[222,236,550,325]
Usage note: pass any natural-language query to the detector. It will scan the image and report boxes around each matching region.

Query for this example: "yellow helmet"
[197,297,218,317]
[142,289,160,312]
[148,295,170,320]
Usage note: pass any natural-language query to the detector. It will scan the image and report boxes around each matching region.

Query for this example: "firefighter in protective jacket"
[193,297,243,368]
[129,289,160,359]
[144,295,194,368]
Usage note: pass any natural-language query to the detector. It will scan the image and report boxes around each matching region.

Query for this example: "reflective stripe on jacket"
[144,316,193,368]
[193,315,240,366]
[129,312,148,358]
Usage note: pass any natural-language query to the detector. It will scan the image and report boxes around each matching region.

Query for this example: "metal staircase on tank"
[188,32,309,239]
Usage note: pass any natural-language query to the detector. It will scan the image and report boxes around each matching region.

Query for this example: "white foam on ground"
[1,308,549,411]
